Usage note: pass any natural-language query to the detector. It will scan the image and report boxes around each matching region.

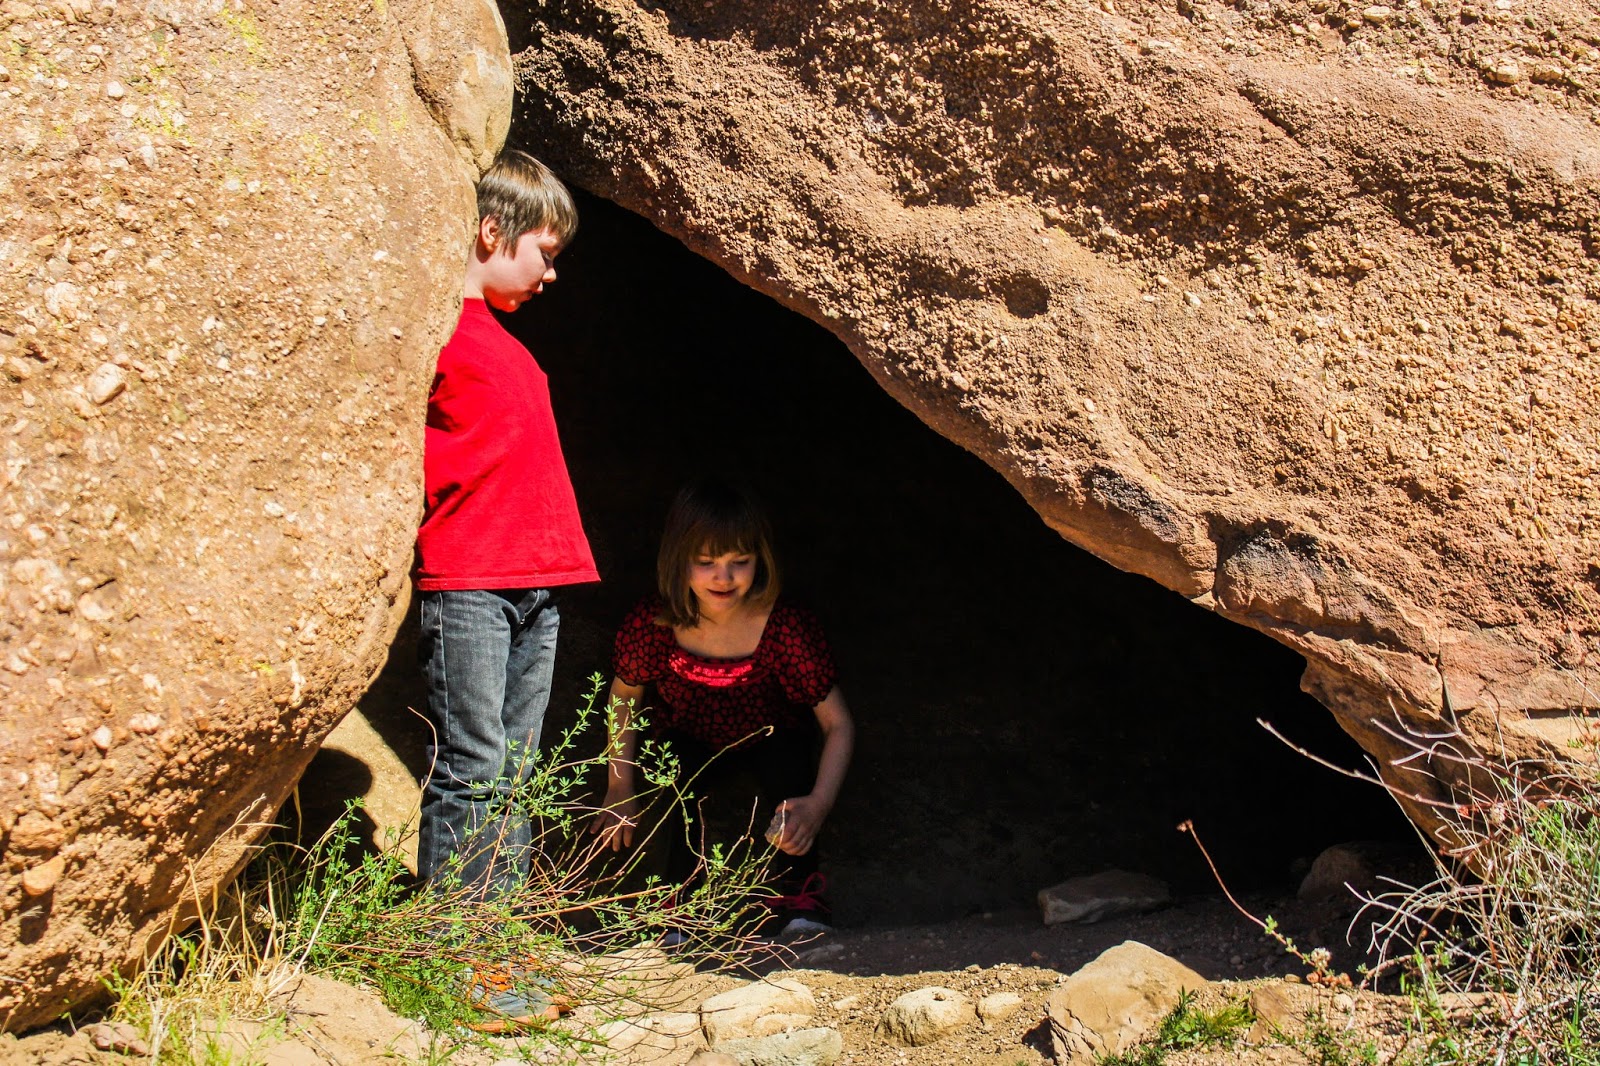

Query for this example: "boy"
[415,150,597,909]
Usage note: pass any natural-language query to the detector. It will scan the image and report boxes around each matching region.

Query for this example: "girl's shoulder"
[760,598,838,699]
[613,595,673,683]
[762,598,830,647]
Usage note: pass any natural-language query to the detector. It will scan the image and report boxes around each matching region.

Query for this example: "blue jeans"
[416,587,559,900]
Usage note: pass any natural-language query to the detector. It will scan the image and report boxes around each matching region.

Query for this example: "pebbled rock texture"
[512,0,1600,837]
[0,0,506,1031]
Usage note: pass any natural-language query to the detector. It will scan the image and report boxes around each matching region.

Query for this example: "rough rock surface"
[0,0,506,1031]
[394,0,514,170]
[1046,940,1208,1063]
[687,1054,742,1066]
[592,1011,707,1066]
[512,0,1600,837]
[712,1027,844,1066]
[701,976,817,1045]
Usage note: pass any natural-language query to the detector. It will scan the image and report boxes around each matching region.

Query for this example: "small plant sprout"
[1096,989,1253,1066]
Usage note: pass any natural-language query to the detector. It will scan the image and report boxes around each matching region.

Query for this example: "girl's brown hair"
[656,479,780,628]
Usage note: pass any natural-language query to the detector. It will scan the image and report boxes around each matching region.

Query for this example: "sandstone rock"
[1039,869,1171,925]
[747,1014,818,1039]
[75,581,121,623]
[687,1054,741,1066]
[391,0,513,172]
[713,1027,842,1066]
[702,977,816,1045]
[594,1011,705,1066]
[8,813,67,852]
[85,362,125,404]
[1246,981,1319,1043]
[875,986,978,1046]
[20,855,64,897]
[84,1021,147,1055]
[1297,840,1419,901]
[516,0,1600,857]
[1047,941,1207,1063]
[0,0,496,1031]
[977,991,1024,1023]
[1298,843,1375,902]
[42,281,83,322]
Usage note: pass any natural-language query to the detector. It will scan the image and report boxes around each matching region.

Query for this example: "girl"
[591,479,854,934]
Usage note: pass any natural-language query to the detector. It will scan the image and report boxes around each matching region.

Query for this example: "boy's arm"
[771,685,854,857]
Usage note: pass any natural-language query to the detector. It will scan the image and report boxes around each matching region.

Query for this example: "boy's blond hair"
[477,150,579,251]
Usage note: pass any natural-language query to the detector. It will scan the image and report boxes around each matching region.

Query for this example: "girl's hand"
[766,795,828,856]
[591,792,639,851]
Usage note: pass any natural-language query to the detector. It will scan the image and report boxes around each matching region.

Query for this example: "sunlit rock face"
[0,0,508,1030]
[510,0,1600,831]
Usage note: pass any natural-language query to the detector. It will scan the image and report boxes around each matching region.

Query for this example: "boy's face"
[478,223,561,312]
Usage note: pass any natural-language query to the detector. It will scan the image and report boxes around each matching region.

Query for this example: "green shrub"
[110,675,775,1057]
[1358,717,1600,1065]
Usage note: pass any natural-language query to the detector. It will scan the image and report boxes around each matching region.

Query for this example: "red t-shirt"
[613,596,838,749]
[416,299,598,591]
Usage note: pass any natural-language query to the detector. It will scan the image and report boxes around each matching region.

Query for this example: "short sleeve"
[613,598,668,686]
[770,605,837,707]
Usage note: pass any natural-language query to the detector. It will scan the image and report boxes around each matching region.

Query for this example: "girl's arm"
[771,685,854,857]
[591,677,645,850]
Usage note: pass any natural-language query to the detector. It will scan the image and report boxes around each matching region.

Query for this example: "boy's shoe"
[657,927,690,949]
[462,964,568,1034]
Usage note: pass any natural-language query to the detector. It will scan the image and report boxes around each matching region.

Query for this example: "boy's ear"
[477,215,503,255]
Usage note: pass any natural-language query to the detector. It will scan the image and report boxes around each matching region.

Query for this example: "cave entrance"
[496,190,1415,926]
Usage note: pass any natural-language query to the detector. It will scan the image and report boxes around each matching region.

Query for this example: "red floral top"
[612,596,838,749]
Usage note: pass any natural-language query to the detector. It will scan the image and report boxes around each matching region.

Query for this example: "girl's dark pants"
[645,724,821,901]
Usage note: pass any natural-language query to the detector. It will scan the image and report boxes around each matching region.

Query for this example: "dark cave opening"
[487,189,1420,925]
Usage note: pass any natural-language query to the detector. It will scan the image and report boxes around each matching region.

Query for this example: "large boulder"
[513,1,1600,837]
[0,0,508,1031]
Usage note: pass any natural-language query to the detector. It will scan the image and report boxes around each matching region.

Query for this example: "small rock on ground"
[1297,840,1415,901]
[592,1011,705,1066]
[1047,940,1207,1064]
[702,977,816,1044]
[713,1026,843,1066]
[875,986,977,1046]
[1039,869,1171,925]
[977,990,1024,1023]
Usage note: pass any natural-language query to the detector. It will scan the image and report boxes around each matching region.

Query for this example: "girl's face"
[688,547,757,613]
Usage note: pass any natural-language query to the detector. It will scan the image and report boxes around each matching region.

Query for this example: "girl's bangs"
[693,517,756,559]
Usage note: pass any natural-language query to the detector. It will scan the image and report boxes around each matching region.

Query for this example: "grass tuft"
[1095,990,1253,1066]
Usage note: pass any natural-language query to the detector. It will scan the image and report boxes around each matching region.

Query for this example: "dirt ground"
[1,884,1430,1065]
